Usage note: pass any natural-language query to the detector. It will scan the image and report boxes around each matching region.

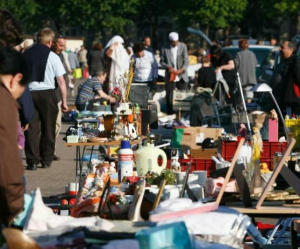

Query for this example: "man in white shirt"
[160,32,189,114]
[24,28,68,170]
[132,43,158,99]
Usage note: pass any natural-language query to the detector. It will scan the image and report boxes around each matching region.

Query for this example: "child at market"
[195,56,216,91]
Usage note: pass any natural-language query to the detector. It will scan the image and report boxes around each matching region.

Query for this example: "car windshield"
[223,47,272,66]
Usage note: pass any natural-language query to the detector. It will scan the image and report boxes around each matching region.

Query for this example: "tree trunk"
[297,15,300,34]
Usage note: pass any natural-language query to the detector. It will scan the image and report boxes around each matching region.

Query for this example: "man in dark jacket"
[52,34,69,161]
[271,40,300,117]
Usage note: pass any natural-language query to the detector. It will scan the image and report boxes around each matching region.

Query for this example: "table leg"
[75,146,79,189]
[75,145,80,205]
[75,145,84,205]
[88,146,95,172]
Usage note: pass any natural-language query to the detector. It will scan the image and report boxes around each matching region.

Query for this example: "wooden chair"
[2,228,42,249]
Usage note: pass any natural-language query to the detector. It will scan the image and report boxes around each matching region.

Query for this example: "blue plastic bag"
[135,222,192,249]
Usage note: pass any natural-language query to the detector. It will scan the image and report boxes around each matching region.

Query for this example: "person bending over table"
[75,70,116,111]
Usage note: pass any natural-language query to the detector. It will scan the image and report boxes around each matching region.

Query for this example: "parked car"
[186,28,279,83]
[259,47,280,83]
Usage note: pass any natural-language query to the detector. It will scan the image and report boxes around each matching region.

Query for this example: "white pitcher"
[134,143,167,176]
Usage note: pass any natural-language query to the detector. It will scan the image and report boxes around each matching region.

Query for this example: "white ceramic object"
[134,145,167,176]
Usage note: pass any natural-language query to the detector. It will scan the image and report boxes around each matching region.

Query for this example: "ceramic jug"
[134,134,167,176]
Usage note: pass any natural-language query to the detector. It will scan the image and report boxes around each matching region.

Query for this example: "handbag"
[83,66,89,79]
[73,68,82,79]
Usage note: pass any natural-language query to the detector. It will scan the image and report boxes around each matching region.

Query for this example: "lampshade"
[250,83,272,93]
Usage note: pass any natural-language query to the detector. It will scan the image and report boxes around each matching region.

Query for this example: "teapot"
[134,133,167,176]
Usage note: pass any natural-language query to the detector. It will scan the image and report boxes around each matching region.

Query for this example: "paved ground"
[23,122,79,197]
[23,78,277,226]
[24,78,83,197]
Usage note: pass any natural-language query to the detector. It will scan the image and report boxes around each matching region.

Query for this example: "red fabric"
[256,222,275,230]
[293,82,300,98]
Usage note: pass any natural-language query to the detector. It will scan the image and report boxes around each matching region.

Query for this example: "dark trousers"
[79,62,85,76]
[165,79,186,114]
[25,90,58,165]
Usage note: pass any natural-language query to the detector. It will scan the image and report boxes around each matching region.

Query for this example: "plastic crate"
[160,158,216,177]
[222,141,287,159]
[223,157,273,170]
[221,141,240,158]
[285,119,300,149]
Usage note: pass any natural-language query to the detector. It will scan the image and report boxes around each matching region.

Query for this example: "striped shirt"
[133,50,158,82]
[76,77,102,105]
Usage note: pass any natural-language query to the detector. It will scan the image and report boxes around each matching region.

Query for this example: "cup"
[192,171,207,186]
[68,182,79,195]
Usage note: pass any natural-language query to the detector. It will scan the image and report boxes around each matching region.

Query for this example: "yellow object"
[73,68,82,79]
[285,119,300,149]
[125,57,135,101]
[260,163,272,174]
[252,144,261,161]
[260,163,268,170]
[188,55,197,65]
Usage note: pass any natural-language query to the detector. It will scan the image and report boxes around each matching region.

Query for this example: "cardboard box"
[174,127,223,150]
[191,148,217,159]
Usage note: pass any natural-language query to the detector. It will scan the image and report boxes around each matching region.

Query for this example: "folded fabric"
[149,198,217,222]
[13,194,33,227]
[24,188,114,233]
[156,207,251,249]
[151,198,193,215]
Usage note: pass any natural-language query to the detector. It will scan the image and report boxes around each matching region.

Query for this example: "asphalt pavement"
[24,78,83,197]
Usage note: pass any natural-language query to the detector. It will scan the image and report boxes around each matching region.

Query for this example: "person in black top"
[195,56,216,90]
[210,45,235,104]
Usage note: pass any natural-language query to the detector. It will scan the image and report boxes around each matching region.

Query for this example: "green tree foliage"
[57,0,140,33]
[0,0,38,32]
[1,0,140,35]
[174,0,248,32]
[134,0,172,47]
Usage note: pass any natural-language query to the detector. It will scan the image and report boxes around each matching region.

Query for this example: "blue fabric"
[76,77,103,105]
[23,44,50,82]
[18,86,34,126]
[13,194,33,228]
